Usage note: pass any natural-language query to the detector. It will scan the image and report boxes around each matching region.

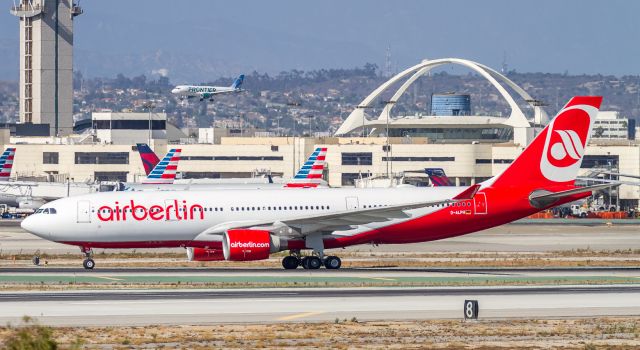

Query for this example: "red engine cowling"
[186,247,225,261]
[223,229,278,261]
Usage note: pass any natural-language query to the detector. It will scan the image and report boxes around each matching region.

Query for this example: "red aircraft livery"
[22,97,611,271]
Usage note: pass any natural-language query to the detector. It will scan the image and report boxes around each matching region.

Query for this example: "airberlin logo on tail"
[540,104,596,182]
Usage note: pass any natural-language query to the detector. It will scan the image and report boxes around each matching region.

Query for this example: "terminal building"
[1,55,639,209]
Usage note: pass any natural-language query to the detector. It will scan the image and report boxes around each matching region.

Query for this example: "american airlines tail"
[142,148,181,184]
[0,147,16,180]
[136,143,160,176]
[231,74,245,90]
[284,147,327,188]
[489,96,601,191]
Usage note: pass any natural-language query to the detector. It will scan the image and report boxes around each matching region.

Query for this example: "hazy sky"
[1,0,638,80]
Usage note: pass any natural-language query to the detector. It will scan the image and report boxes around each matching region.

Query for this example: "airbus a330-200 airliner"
[21,97,612,270]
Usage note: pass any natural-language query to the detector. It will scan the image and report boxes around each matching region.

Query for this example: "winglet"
[453,184,480,200]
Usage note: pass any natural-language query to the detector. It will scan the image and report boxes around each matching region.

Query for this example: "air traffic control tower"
[10,0,82,136]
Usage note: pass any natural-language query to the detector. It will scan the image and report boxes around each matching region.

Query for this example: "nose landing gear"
[81,247,95,270]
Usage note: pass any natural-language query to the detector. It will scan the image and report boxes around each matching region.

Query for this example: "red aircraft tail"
[491,96,602,190]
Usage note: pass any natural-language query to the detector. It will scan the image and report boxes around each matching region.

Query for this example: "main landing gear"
[81,247,95,270]
[281,251,342,270]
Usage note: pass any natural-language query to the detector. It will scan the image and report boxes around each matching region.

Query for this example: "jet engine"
[186,247,225,261]
[17,197,46,210]
[222,229,280,261]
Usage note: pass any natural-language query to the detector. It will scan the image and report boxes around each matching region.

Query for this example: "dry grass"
[1,317,639,349]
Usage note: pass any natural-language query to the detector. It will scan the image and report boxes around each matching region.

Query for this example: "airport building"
[1,58,639,209]
[10,0,82,137]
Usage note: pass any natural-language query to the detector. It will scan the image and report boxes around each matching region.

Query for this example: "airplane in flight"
[125,144,327,191]
[22,97,614,270]
[171,74,245,102]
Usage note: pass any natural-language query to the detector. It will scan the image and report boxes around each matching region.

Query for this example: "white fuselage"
[22,187,462,245]
[171,85,239,99]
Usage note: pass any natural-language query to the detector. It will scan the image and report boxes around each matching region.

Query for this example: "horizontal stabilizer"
[529,183,617,208]
[453,184,480,200]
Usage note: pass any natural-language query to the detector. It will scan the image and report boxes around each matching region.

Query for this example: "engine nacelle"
[222,229,280,261]
[17,197,46,210]
[186,247,225,261]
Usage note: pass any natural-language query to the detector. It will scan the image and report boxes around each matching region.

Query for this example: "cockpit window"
[49,208,57,214]
[42,208,49,214]
[35,208,56,214]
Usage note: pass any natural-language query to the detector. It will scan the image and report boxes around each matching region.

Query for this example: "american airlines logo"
[540,104,596,182]
[97,200,204,222]
[230,241,270,249]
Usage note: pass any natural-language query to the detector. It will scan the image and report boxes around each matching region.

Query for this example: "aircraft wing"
[193,184,480,240]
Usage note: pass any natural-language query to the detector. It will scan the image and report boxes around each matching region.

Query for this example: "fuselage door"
[164,199,179,221]
[345,196,359,210]
[474,192,488,215]
[77,200,91,223]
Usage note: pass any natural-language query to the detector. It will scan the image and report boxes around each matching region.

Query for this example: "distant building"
[10,0,83,136]
[430,93,471,116]
[592,111,632,140]
[93,112,167,145]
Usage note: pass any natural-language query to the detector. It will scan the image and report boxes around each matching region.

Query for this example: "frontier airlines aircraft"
[171,74,244,101]
[22,97,612,270]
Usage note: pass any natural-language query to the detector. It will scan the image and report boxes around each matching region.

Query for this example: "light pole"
[355,105,374,137]
[143,102,155,149]
[381,100,396,178]
[306,115,314,137]
[67,177,74,197]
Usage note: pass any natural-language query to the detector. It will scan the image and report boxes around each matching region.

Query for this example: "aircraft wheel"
[324,256,341,269]
[307,256,322,270]
[282,256,299,270]
[83,258,95,270]
[32,255,40,266]
[301,256,310,269]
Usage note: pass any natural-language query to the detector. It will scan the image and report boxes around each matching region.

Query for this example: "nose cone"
[171,87,180,94]
[21,215,50,239]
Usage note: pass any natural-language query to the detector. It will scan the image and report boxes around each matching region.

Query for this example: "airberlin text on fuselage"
[97,200,204,222]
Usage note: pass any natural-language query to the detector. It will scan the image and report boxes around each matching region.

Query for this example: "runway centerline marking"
[92,276,124,281]
[367,277,397,281]
[277,311,325,321]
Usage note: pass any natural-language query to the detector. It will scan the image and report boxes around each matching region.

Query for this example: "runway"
[2,223,639,255]
[1,285,639,326]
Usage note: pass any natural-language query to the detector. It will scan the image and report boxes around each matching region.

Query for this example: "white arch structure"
[334,58,548,137]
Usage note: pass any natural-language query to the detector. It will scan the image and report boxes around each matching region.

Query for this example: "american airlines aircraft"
[22,97,612,270]
[171,74,244,102]
[0,148,98,209]
[124,146,328,191]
